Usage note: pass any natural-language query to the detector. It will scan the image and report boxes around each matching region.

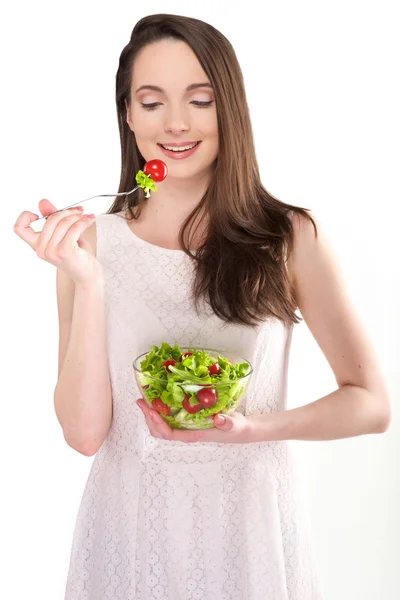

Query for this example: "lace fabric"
[64,212,323,599]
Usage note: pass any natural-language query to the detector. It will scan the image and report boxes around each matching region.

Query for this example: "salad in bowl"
[133,342,253,430]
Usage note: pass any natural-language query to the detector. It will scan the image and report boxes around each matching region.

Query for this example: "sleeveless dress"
[64,211,323,600]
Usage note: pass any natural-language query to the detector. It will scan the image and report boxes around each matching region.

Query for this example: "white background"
[1,1,399,599]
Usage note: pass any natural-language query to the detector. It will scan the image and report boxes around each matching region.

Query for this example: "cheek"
[204,114,218,147]
[131,109,159,139]
[202,111,218,138]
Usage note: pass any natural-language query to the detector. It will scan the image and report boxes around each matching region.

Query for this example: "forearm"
[247,384,391,442]
[54,279,112,454]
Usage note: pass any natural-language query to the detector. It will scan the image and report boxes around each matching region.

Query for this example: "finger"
[38,198,86,219]
[138,399,165,426]
[38,206,85,246]
[36,212,84,254]
[39,198,58,217]
[137,398,154,417]
[46,213,95,251]
[149,411,174,440]
[137,398,152,419]
[137,399,205,443]
[136,399,165,438]
[139,408,160,437]
[13,207,85,252]
[214,414,228,427]
[13,210,42,247]
[146,418,163,438]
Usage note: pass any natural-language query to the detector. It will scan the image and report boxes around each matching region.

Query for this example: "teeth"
[162,142,198,152]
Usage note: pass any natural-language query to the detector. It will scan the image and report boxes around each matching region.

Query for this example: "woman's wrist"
[245,413,276,443]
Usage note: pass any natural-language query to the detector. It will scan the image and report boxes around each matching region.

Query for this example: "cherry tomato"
[208,362,221,375]
[182,394,203,414]
[180,352,193,361]
[152,398,171,416]
[144,159,168,182]
[197,387,217,408]
[160,359,177,372]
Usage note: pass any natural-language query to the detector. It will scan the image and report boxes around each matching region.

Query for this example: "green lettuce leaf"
[135,170,158,198]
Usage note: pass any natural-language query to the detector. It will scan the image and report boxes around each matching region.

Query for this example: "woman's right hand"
[13,199,103,286]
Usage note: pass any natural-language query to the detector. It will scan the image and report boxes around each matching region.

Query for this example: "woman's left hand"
[136,398,254,443]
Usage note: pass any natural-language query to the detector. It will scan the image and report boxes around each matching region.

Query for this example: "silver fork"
[35,185,140,221]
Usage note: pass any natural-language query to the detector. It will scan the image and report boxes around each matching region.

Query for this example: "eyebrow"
[135,83,213,94]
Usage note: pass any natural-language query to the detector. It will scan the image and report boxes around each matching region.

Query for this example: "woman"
[13,13,391,600]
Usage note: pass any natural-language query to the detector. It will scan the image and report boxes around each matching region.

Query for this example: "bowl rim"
[132,346,253,386]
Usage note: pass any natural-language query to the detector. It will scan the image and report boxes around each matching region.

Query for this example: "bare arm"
[248,213,391,442]
[54,226,112,456]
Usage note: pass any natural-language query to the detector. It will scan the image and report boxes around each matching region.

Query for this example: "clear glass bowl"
[133,347,253,430]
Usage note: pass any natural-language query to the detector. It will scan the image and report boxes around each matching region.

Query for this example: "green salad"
[136,342,252,429]
[135,170,158,198]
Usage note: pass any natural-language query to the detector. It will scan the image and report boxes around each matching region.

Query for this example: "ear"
[124,98,133,131]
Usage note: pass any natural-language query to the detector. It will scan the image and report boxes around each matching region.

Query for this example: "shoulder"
[285,210,318,292]
[287,209,345,312]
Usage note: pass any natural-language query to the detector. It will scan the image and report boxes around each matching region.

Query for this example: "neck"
[139,171,210,231]
[128,172,211,249]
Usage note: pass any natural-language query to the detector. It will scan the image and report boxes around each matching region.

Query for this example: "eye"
[140,102,161,111]
[191,101,214,108]
[140,100,214,111]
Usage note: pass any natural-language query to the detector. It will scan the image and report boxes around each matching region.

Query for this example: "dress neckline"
[117,212,196,254]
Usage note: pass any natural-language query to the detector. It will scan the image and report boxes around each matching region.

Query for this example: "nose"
[164,104,190,135]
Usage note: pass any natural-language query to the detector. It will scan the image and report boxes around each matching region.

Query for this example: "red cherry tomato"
[160,359,177,372]
[180,352,193,362]
[143,159,168,182]
[197,387,217,408]
[208,362,221,375]
[152,398,171,415]
[182,394,203,414]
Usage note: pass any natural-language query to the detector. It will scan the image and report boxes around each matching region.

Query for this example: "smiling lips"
[159,141,200,151]
[158,141,201,159]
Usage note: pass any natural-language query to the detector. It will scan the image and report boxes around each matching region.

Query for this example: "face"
[125,39,218,181]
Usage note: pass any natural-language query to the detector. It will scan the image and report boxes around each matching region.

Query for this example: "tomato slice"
[182,394,203,414]
[160,359,177,372]
[152,398,171,416]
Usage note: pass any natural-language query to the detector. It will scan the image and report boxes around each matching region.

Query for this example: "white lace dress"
[64,212,323,600]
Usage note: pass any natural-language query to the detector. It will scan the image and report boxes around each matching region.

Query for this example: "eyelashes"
[140,100,214,111]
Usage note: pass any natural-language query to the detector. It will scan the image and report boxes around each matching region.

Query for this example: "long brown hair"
[108,13,317,327]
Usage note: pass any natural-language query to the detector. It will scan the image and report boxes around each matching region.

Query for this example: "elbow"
[64,431,105,456]
[373,409,391,434]
[76,444,99,457]
[369,390,392,434]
